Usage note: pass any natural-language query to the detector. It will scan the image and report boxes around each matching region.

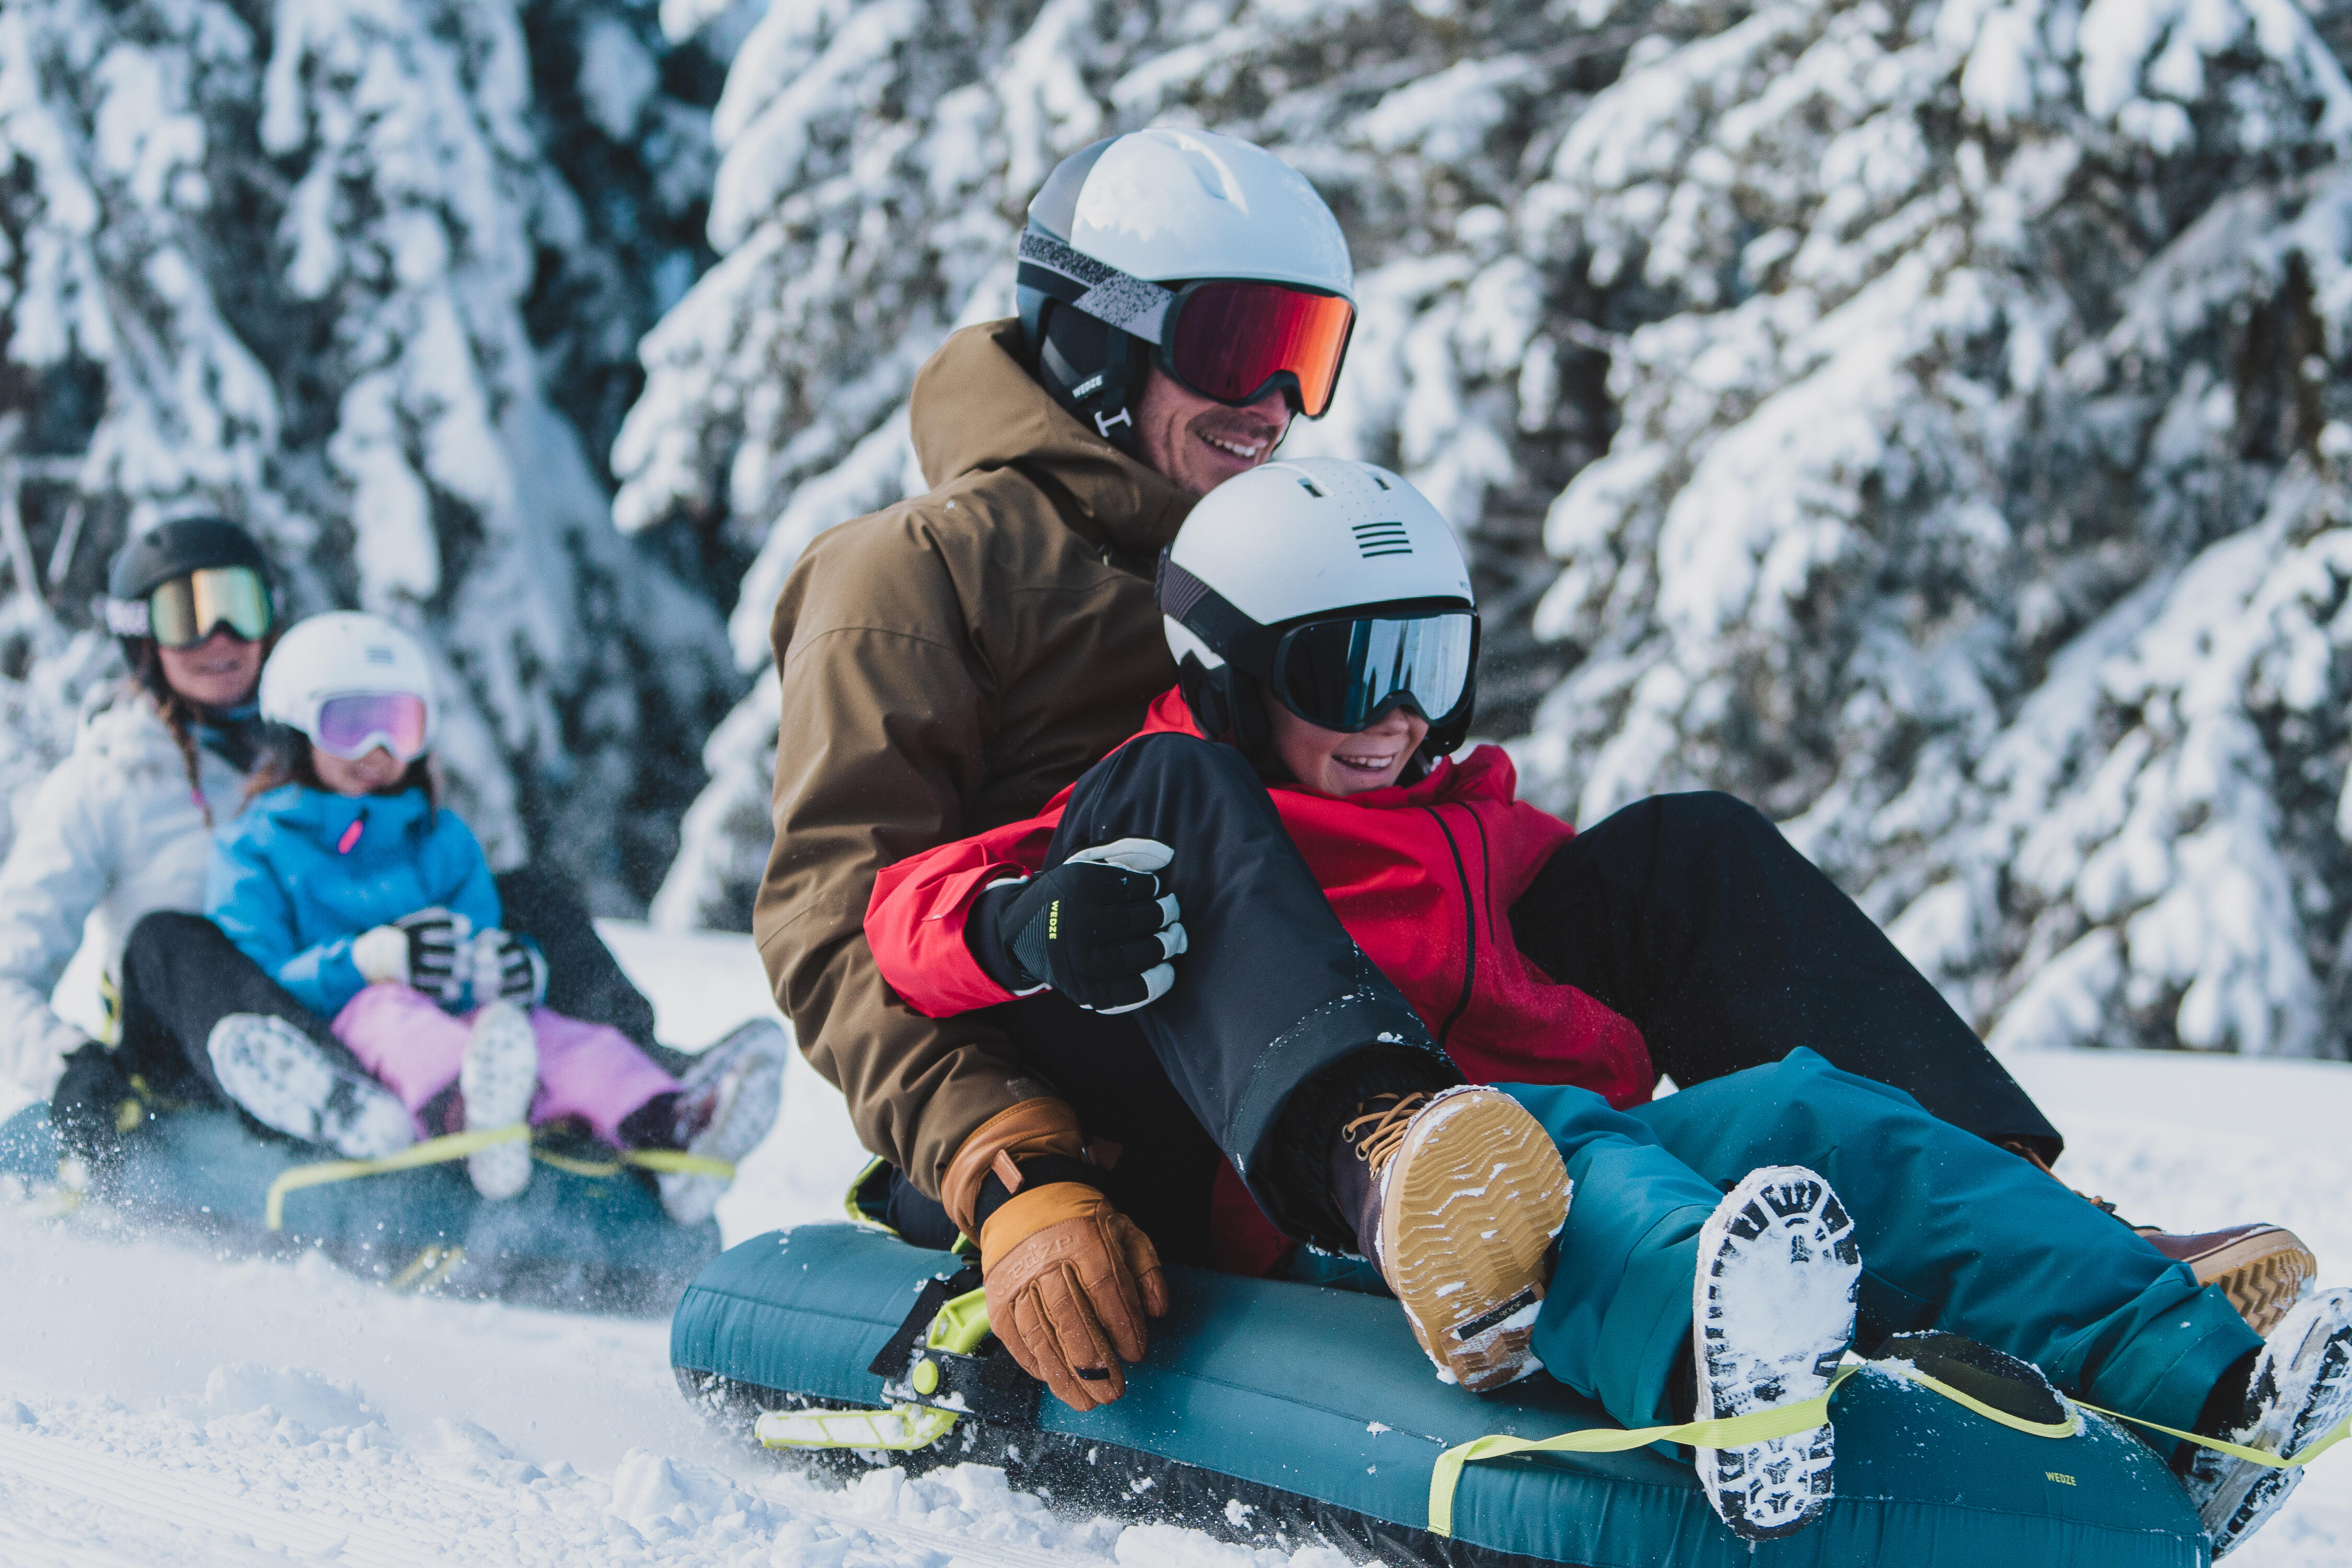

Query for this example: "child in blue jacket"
[206,613,773,1223]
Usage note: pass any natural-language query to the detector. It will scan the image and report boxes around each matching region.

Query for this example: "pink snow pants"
[330,982,680,1145]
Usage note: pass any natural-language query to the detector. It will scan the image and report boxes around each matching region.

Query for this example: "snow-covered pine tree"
[628,0,1645,930]
[0,0,734,905]
[1518,0,2352,1058]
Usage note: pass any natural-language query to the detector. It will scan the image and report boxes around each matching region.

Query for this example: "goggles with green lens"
[104,567,274,648]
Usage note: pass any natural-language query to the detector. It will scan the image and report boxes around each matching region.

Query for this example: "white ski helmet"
[1159,458,1479,762]
[259,612,439,760]
[1018,129,1356,449]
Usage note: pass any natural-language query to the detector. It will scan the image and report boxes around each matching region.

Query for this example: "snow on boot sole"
[1693,1165,1860,1544]
[206,1014,414,1160]
[459,1003,538,1201]
[2192,1286,2352,1558]
[1377,1087,1570,1392]
[659,1036,785,1227]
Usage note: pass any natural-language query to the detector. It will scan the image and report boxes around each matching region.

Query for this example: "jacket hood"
[909,319,1196,554]
[1139,687,1515,809]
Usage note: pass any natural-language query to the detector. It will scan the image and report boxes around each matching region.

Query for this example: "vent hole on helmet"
[1370,474,1392,490]
[1352,521,1412,558]
[1297,477,1324,497]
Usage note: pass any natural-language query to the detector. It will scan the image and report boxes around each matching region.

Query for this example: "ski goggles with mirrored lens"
[1160,280,1356,417]
[312,691,431,762]
[131,567,274,648]
[1017,233,1357,417]
[1271,610,1478,732]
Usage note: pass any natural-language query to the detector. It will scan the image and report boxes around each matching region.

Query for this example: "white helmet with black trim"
[1018,129,1356,451]
[1158,457,1478,763]
[259,612,440,761]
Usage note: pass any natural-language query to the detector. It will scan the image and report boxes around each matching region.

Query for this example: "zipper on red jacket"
[1420,805,1477,1050]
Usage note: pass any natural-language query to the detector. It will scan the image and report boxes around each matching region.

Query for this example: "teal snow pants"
[1512,1050,2261,1447]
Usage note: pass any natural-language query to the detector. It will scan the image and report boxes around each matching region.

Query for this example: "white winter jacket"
[0,692,248,1097]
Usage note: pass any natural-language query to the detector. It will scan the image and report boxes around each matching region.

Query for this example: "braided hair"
[131,642,218,830]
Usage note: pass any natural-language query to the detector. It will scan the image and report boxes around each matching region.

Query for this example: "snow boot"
[206,1013,414,1160]
[656,1020,786,1226]
[1332,1086,1570,1391]
[2184,1286,2352,1557]
[2000,1138,2314,1335]
[2138,1225,2316,1339]
[459,1002,538,1200]
[1691,1165,1860,1544]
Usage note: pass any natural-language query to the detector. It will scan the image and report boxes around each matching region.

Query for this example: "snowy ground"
[0,924,2343,1565]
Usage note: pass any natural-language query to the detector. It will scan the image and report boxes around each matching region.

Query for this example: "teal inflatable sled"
[1,1102,718,1313]
[672,1223,2211,1567]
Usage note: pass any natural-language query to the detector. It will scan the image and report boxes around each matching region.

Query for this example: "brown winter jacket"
[754,319,1192,1201]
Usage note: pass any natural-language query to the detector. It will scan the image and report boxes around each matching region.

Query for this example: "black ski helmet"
[107,515,271,605]
[103,516,277,687]
[1016,130,1354,454]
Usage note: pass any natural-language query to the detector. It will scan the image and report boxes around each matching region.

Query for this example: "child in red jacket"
[865,460,2342,1552]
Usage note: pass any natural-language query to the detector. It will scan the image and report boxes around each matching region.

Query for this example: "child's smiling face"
[313,743,410,797]
[1262,689,1428,795]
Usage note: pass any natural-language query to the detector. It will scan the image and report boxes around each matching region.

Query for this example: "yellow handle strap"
[266,1126,527,1230]
[616,1148,737,1179]
[529,1147,736,1181]
[266,1129,737,1229]
[2079,1402,2351,1470]
[1427,1364,1862,1538]
[755,1402,959,1451]
[1427,1355,2349,1538]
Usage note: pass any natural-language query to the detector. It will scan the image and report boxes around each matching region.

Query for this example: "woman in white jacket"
[0,517,280,1120]
[7,517,735,1165]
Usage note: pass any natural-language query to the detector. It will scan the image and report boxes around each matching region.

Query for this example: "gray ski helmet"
[1017,130,1354,453]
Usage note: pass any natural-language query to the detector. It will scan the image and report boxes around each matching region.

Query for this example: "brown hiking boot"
[1333,1087,1571,1391]
[2137,1225,2317,1338]
[1999,1139,2315,1336]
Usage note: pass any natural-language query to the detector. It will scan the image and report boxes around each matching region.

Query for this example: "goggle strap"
[1017,232,1173,343]
[1156,556,1278,672]
[103,598,153,637]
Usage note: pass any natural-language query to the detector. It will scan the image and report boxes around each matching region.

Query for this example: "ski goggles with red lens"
[1018,232,1356,418]
[312,691,431,762]
[105,567,275,648]
[1158,280,1355,417]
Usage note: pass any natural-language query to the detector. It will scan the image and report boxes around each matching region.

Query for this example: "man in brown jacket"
[756,129,2312,1412]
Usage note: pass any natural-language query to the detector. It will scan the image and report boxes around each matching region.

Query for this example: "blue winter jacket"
[207,785,501,1019]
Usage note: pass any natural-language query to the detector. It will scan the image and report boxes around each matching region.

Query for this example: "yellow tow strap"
[2079,1401,2351,1470]
[264,1128,735,1230]
[756,1403,960,1451]
[1427,1358,2351,1537]
[1429,1364,1861,1537]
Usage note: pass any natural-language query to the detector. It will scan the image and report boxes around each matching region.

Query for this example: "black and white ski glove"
[470,928,549,1009]
[990,838,1188,1014]
[351,907,471,1005]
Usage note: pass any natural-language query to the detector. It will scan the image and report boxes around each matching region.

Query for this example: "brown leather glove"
[979,1182,1170,1411]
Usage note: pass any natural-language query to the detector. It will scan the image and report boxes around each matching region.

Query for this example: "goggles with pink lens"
[313,691,431,762]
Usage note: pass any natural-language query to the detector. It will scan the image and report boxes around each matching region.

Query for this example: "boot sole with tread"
[460,1003,538,1201]
[1377,1087,1570,1392]
[1693,1165,1860,1544]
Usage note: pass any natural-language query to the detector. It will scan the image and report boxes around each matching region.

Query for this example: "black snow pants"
[887,734,2061,1259]
[52,867,677,1152]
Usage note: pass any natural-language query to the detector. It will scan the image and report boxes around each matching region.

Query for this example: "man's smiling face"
[1132,366,1292,498]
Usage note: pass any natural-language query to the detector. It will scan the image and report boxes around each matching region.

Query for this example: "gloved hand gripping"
[996,838,1187,1014]
[351,907,471,1004]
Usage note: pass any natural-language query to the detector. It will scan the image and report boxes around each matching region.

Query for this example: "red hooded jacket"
[865,689,1654,1269]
